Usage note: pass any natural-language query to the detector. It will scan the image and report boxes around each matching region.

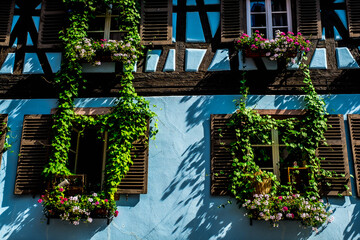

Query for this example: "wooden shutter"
[210,114,236,195]
[140,0,172,45]
[14,115,52,195]
[347,0,360,38]
[296,0,321,39]
[116,124,149,196]
[220,0,242,42]
[0,0,15,46]
[37,0,65,48]
[318,114,351,196]
[348,114,360,196]
[0,114,8,167]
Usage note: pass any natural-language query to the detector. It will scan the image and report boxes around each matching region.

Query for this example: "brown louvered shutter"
[348,114,360,196]
[296,0,321,39]
[220,0,241,42]
[140,0,172,45]
[210,114,236,195]
[37,0,65,48]
[318,114,351,196]
[116,124,149,196]
[14,115,53,195]
[0,0,15,46]
[347,0,360,38]
[0,114,8,167]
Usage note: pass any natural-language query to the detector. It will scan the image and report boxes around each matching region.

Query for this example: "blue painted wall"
[1,95,360,239]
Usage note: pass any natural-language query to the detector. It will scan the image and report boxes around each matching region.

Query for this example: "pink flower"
[101,44,104,47]
[255,30,259,33]
[281,32,286,36]
[297,32,302,35]
[95,201,99,205]
[294,42,300,46]
[305,47,310,52]
[104,199,108,202]
[306,40,310,44]
[254,38,258,42]
[114,210,119,217]
[64,198,68,201]
[60,200,65,204]
[59,188,64,192]
[278,196,283,200]
[266,52,271,56]
[37,199,43,203]
[283,206,288,212]
[41,195,45,198]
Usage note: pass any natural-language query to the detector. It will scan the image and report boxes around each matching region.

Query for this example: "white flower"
[88,198,93,202]
[87,217,93,223]
[92,193,97,197]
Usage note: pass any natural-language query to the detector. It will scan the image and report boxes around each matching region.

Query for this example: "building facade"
[1,0,360,239]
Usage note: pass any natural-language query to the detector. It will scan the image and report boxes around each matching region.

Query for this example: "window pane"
[251,14,267,27]
[110,32,125,40]
[88,17,105,31]
[254,147,273,169]
[250,0,266,12]
[88,32,104,40]
[76,128,105,193]
[272,13,287,26]
[111,17,120,30]
[271,0,286,12]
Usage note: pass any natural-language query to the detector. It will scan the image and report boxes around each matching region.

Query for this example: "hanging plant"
[235,30,311,61]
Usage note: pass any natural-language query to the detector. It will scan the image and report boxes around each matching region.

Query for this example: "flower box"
[244,48,267,58]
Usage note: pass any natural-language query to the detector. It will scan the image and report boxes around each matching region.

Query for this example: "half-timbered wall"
[0,0,360,97]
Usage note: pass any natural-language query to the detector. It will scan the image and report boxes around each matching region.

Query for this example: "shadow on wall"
[343,197,360,240]
[161,96,314,240]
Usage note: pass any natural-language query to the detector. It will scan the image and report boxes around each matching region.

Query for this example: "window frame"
[246,0,292,39]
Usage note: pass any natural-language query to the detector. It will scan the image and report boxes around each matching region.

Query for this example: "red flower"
[278,196,283,200]
[60,200,65,204]
[37,199,43,203]
[114,210,119,217]
[104,199,108,202]
[41,195,45,198]
[59,188,64,192]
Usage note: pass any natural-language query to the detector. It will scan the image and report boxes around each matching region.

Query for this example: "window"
[14,110,149,196]
[68,125,108,193]
[246,0,292,39]
[88,7,125,40]
[210,113,351,196]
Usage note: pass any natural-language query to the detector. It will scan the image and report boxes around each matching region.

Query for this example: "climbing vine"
[40,0,156,224]
[227,56,337,227]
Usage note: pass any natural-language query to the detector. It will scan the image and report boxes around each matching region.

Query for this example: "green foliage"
[228,55,333,227]
[42,0,156,212]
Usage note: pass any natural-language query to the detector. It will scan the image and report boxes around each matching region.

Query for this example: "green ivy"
[43,0,156,201]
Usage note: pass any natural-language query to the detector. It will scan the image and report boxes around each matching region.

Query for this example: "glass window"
[247,0,292,39]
